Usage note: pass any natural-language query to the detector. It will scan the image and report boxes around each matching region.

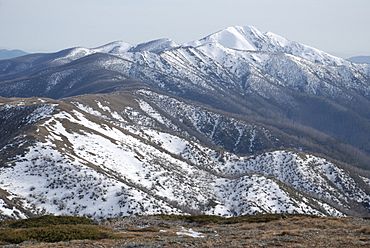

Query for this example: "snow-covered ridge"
[3,24,368,103]
[129,38,178,53]
[93,41,132,54]
[23,24,366,104]
[47,25,347,67]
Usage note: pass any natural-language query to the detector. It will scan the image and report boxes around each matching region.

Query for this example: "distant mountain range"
[348,56,370,64]
[0,26,369,220]
[0,49,28,60]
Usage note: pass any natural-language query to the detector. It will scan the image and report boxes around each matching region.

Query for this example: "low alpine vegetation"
[0,215,116,244]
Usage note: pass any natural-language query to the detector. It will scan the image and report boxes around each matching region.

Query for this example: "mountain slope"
[348,56,370,64]
[0,92,369,220]
[0,49,28,60]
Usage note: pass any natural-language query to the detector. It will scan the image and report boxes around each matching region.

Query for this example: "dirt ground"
[4,215,370,248]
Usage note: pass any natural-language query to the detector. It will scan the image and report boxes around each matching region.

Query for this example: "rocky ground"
[2,215,370,248]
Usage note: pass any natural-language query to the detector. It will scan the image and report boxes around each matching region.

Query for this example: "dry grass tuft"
[358,226,370,235]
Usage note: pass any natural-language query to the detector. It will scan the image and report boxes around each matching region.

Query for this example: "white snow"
[143,129,188,155]
[203,26,257,51]
[138,100,166,124]
[176,227,205,238]
[93,41,132,54]
[360,176,370,186]
[96,101,111,112]
[72,102,106,118]
[0,199,27,219]
[131,38,178,53]
[26,104,56,124]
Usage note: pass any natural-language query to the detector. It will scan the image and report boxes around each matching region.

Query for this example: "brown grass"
[358,226,370,235]
[1,215,369,247]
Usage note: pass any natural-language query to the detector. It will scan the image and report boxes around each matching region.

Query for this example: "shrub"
[157,213,289,224]
[0,215,116,244]
[0,224,114,244]
[6,215,93,228]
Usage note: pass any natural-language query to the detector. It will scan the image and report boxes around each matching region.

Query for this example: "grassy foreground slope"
[0,215,369,247]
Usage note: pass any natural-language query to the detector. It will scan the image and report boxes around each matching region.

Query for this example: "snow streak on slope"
[135,89,280,154]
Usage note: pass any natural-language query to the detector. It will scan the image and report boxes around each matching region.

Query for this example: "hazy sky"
[0,0,369,58]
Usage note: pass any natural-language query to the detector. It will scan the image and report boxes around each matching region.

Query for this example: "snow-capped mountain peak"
[186,25,346,66]
[187,25,261,51]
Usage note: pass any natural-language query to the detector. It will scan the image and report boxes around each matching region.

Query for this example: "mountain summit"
[186,25,344,66]
[187,26,264,50]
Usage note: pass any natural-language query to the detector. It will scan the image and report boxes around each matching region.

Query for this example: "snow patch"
[176,227,205,238]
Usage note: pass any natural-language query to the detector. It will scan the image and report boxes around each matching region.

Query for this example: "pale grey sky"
[0,0,369,58]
